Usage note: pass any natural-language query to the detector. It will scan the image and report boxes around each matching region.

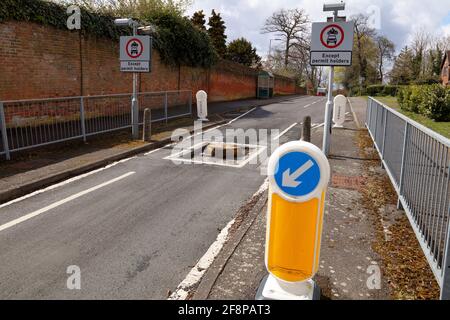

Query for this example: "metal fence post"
[164,92,168,124]
[189,91,193,117]
[80,97,87,142]
[441,213,450,300]
[0,102,11,160]
[397,122,409,210]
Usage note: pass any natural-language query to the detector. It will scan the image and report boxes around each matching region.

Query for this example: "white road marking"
[144,143,176,156]
[168,178,269,300]
[0,172,135,233]
[227,107,257,124]
[146,108,258,157]
[303,98,325,108]
[0,157,137,209]
[272,122,298,141]
[312,123,325,129]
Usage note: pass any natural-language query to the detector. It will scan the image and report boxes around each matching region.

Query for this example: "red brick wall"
[0,21,296,102]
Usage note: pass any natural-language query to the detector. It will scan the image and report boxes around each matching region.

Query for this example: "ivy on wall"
[0,0,128,39]
[0,0,217,67]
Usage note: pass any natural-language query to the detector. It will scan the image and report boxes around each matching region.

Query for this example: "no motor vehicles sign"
[310,21,354,66]
[120,36,152,72]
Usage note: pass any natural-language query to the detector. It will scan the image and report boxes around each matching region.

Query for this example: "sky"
[187,0,450,57]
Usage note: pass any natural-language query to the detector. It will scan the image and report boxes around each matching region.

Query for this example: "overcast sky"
[187,0,450,57]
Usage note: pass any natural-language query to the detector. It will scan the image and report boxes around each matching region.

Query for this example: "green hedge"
[366,85,399,97]
[398,85,450,122]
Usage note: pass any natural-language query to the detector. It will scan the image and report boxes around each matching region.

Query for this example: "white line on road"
[144,143,176,156]
[0,157,137,209]
[169,178,269,300]
[272,122,298,141]
[304,98,323,109]
[145,108,258,158]
[312,123,325,129]
[0,172,135,233]
[227,107,257,124]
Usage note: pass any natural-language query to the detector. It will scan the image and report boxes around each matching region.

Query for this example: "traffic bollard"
[256,140,330,300]
[143,108,151,142]
[302,116,311,142]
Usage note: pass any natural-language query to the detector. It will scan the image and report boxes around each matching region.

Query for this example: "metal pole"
[397,122,409,210]
[441,207,450,300]
[322,10,338,156]
[164,92,168,124]
[80,97,87,142]
[0,102,11,160]
[322,66,334,156]
[131,24,139,139]
[189,91,192,117]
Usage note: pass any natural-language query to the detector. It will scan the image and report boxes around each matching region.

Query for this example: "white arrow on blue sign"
[274,152,321,197]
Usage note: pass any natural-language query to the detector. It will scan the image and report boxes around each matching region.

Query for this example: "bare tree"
[376,35,395,83]
[261,9,309,67]
[351,14,376,86]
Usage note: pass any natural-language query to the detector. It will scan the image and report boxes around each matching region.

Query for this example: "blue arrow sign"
[274,151,321,197]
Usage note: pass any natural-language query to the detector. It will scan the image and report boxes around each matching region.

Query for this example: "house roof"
[441,51,450,70]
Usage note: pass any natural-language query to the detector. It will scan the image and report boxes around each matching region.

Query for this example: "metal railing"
[366,97,450,300]
[0,90,192,160]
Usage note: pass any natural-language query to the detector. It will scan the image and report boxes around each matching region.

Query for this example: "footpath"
[192,97,439,300]
[0,95,301,203]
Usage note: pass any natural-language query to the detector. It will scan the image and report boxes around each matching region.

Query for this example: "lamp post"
[322,2,345,156]
[269,38,282,58]
[114,18,140,139]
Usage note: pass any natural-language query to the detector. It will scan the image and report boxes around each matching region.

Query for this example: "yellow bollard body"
[265,141,330,284]
[267,192,326,282]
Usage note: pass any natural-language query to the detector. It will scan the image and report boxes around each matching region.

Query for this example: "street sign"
[196,90,208,121]
[120,36,152,72]
[258,141,330,300]
[333,94,347,127]
[274,152,321,198]
[310,21,354,66]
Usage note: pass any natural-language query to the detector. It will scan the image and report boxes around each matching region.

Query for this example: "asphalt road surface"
[0,96,326,299]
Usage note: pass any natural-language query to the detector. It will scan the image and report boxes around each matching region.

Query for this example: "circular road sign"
[126,38,144,59]
[268,141,330,202]
[320,24,345,49]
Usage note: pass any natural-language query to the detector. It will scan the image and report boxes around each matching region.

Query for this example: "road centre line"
[272,123,298,141]
[0,172,135,233]
[168,178,269,300]
[0,157,137,209]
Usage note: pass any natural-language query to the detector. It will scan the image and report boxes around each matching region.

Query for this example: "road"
[0,95,326,299]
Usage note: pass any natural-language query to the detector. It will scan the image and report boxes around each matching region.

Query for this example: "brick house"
[441,51,450,86]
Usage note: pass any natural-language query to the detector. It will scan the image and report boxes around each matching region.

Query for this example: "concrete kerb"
[0,120,226,204]
[192,190,268,300]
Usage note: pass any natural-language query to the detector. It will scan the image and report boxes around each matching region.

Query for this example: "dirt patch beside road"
[357,130,440,300]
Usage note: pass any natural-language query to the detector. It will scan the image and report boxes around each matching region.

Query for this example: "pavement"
[191,97,394,300]
[0,94,328,299]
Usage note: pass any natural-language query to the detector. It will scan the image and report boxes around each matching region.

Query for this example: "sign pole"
[323,65,334,156]
[132,24,139,140]
[322,9,339,156]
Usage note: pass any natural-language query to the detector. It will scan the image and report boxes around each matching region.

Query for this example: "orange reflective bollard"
[257,141,330,300]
